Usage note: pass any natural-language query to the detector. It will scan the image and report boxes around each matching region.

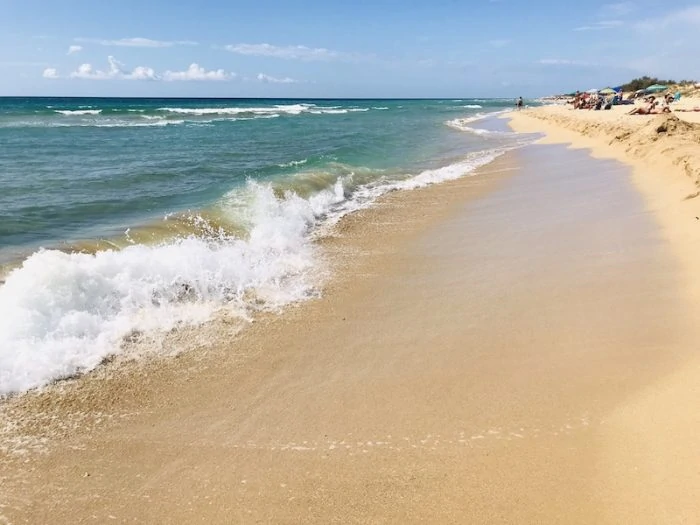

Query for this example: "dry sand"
[2,111,700,523]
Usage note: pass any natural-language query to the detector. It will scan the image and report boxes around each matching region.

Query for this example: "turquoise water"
[0,98,518,257]
[0,97,531,395]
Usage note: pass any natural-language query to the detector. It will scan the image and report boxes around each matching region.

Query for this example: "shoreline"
[2,113,700,521]
[506,105,700,294]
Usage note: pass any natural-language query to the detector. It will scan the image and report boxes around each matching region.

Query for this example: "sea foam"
[0,184,320,395]
[0,146,512,396]
[55,109,102,116]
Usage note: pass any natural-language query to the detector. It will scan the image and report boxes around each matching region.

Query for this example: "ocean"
[0,97,534,395]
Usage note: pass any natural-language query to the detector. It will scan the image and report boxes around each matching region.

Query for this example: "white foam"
[88,119,185,128]
[158,104,311,116]
[0,184,322,395]
[309,109,349,114]
[55,109,102,116]
[278,158,308,168]
[445,110,513,136]
[156,105,372,118]
[394,150,502,190]
[445,115,488,132]
[463,104,483,109]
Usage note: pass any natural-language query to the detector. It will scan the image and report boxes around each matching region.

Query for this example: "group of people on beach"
[571,91,621,111]
[568,89,691,115]
[626,94,673,115]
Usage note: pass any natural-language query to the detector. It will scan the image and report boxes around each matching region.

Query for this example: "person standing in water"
[516,97,524,110]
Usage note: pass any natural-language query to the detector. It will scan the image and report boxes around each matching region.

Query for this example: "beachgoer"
[516,97,523,110]
[627,96,655,115]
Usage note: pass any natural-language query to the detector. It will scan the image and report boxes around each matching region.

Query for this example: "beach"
[2,103,700,523]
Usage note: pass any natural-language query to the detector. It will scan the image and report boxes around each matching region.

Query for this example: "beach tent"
[645,84,668,93]
[598,88,616,95]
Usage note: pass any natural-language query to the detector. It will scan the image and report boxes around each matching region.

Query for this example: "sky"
[1,0,699,98]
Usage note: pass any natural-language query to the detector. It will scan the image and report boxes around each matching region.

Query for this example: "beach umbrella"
[645,84,668,93]
[598,87,616,95]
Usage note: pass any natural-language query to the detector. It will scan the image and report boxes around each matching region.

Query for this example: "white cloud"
[58,58,232,82]
[67,45,82,55]
[163,63,231,81]
[127,65,158,80]
[601,2,635,16]
[634,6,700,31]
[538,58,595,66]
[42,68,59,79]
[256,73,298,84]
[76,37,198,48]
[539,58,574,65]
[574,20,623,31]
[488,39,511,48]
[226,43,338,61]
[69,56,158,80]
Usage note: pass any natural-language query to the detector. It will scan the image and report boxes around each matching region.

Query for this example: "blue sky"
[1,0,699,98]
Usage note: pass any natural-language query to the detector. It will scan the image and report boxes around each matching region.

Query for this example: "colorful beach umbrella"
[645,84,668,93]
[598,88,616,95]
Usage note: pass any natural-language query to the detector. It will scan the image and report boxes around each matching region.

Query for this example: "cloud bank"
[163,63,231,81]
[41,58,293,84]
[225,43,339,61]
[256,73,299,84]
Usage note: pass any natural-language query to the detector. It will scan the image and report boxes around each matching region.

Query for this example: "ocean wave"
[0,184,321,396]
[62,119,186,128]
[278,158,309,168]
[463,104,483,109]
[0,115,283,129]
[156,104,374,117]
[0,144,522,396]
[309,109,349,114]
[55,109,103,116]
[157,104,311,116]
[445,114,487,130]
[445,110,512,134]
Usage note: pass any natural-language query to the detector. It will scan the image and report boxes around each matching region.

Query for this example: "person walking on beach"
[516,97,523,110]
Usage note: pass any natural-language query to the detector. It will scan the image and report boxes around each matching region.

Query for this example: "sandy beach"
[3,106,700,523]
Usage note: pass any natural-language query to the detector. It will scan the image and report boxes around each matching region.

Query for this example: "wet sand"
[2,140,699,523]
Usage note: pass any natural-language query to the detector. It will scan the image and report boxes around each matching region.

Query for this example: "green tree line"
[620,76,696,92]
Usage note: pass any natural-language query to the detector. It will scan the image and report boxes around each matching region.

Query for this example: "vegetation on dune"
[620,76,697,92]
